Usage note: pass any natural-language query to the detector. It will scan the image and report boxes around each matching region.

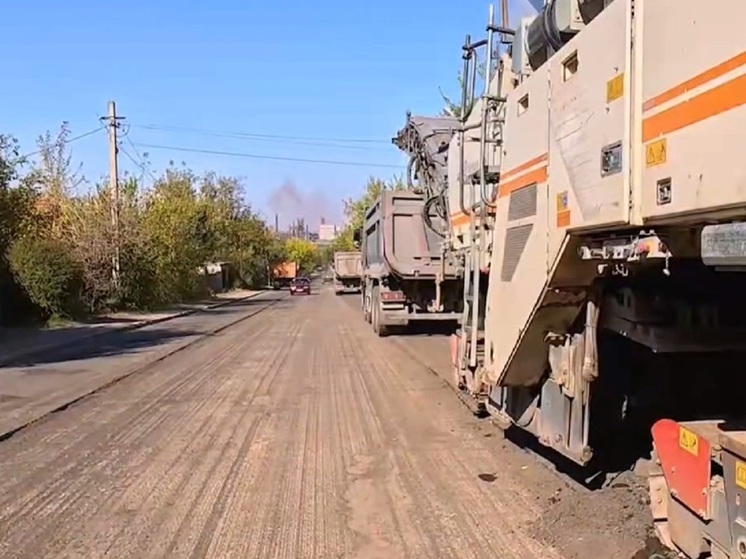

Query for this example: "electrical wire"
[22,126,105,158]
[131,142,404,169]
[130,123,391,146]
[129,125,392,152]
[120,146,158,183]
[119,127,158,182]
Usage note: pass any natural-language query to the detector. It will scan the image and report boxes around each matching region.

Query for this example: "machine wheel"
[371,286,388,337]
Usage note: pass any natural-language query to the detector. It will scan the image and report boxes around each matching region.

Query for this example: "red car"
[289,277,311,295]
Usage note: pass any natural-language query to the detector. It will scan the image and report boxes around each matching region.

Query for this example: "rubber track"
[0,293,287,445]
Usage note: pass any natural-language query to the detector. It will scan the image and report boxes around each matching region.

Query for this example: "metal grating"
[508,183,538,221]
[500,224,533,282]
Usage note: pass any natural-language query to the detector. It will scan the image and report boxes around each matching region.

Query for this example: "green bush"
[8,236,82,318]
[117,243,162,310]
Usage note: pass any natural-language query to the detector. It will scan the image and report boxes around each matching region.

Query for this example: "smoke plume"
[267,179,341,231]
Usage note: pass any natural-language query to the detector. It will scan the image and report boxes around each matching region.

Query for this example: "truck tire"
[362,286,372,323]
[371,286,388,337]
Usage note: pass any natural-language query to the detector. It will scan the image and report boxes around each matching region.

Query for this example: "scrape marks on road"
[0,305,288,559]
[0,288,565,559]
[332,308,562,559]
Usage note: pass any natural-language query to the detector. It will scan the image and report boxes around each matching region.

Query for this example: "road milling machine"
[439,0,746,557]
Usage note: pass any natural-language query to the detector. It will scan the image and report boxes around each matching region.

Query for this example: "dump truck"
[271,261,297,290]
[391,1,746,556]
[358,188,463,337]
[332,251,363,294]
[355,113,463,336]
[358,114,463,336]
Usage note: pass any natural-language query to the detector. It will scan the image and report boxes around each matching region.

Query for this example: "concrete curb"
[0,290,265,368]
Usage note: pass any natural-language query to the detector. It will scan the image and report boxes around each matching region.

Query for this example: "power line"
[130,123,392,146]
[22,126,106,158]
[131,124,392,152]
[131,142,404,169]
[120,145,158,183]
[119,127,158,182]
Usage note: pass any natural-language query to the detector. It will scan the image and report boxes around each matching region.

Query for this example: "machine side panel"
[547,0,632,267]
[640,0,746,222]
[487,1,633,387]
[484,66,550,379]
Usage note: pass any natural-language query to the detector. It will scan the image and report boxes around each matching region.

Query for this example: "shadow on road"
[390,322,456,338]
[0,296,274,369]
[0,326,204,369]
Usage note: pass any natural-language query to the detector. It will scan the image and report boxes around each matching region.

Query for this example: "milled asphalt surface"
[0,283,658,559]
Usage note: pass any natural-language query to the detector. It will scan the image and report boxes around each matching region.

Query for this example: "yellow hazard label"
[606,73,624,103]
[678,426,699,457]
[555,191,570,228]
[646,138,667,167]
[736,461,746,490]
[556,191,569,212]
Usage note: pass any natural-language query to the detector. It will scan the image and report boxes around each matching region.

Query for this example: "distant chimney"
[321,216,326,225]
[274,213,279,232]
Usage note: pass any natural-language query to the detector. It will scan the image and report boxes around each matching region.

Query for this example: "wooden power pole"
[101,101,124,288]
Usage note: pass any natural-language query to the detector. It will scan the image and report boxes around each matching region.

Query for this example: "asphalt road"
[0,284,659,559]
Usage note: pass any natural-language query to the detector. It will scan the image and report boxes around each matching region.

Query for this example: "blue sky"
[0,0,534,229]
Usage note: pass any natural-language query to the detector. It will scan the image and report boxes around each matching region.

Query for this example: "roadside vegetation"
[0,125,402,327]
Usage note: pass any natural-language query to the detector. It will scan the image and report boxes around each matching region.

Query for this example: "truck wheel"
[362,288,371,323]
[371,287,388,337]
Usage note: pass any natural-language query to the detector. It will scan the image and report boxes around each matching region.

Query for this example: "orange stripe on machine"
[450,154,549,228]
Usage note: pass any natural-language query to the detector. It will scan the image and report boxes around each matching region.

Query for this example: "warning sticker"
[556,191,570,228]
[736,461,746,490]
[556,191,569,212]
[606,73,624,103]
[646,138,667,167]
[678,426,699,457]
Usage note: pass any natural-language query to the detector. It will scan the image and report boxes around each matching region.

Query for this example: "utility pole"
[101,101,124,289]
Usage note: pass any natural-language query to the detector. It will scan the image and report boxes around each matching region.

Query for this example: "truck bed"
[333,252,362,279]
[362,190,458,279]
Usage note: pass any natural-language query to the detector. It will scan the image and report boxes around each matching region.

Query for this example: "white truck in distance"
[332,251,363,295]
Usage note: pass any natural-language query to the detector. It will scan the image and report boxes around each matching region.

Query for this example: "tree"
[318,244,336,267]
[229,208,284,288]
[24,123,87,239]
[342,176,406,235]
[325,175,407,254]
[8,236,82,318]
[198,172,244,262]
[284,237,318,273]
[439,60,489,119]
[0,125,313,321]
[27,123,85,196]
[0,134,35,246]
[0,133,41,324]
